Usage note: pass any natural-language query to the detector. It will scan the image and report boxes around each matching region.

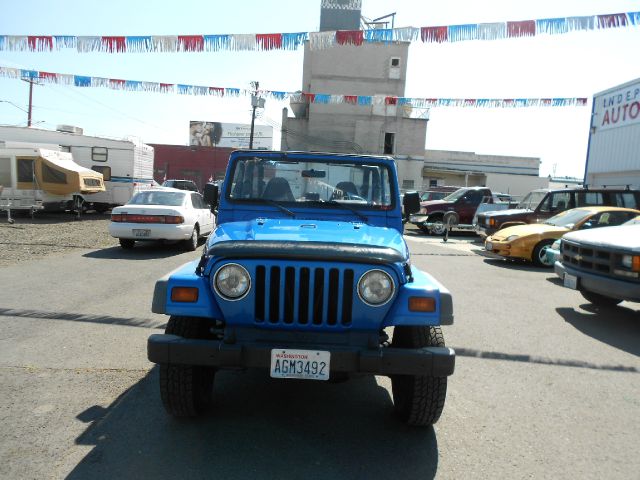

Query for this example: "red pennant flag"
[256,34,283,50]
[102,36,127,53]
[336,30,364,46]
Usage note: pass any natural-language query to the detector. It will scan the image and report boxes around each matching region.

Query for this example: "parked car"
[484,206,640,267]
[555,215,640,306]
[162,179,199,192]
[109,188,215,250]
[476,187,640,238]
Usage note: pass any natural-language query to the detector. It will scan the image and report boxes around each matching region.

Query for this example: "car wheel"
[183,226,199,251]
[159,316,216,417]
[417,224,430,234]
[390,325,448,426]
[580,290,623,307]
[429,217,445,236]
[119,238,135,249]
[532,240,554,267]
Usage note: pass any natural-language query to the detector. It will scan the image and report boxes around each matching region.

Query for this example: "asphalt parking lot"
[0,223,638,479]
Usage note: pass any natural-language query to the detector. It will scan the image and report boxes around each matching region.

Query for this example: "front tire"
[391,326,448,426]
[159,316,216,417]
[532,239,554,267]
[580,290,623,307]
[429,216,445,236]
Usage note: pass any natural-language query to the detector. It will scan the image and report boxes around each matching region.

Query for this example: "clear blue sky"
[1,0,639,178]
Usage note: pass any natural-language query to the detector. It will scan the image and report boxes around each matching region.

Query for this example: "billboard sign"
[189,121,273,150]
[593,80,640,132]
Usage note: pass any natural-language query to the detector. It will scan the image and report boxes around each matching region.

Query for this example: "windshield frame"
[224,153,397,211]
[543,208,592,227]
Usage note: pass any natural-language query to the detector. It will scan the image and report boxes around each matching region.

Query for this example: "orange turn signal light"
[171,287,199,303]
[632,256,640,272]
[408,296,436,312]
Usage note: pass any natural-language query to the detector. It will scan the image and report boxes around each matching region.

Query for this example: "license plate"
[270,349,330,381]
[564,273,578,289]
[485,242,493,251]
[132,229,150,237]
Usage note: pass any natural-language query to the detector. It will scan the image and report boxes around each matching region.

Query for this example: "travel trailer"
[0,125,154,212]
[0,142,105,221]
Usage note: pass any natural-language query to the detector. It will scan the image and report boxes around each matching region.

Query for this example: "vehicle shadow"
[556,306,640,357]
[0,307,165,329]
[480,257,551,272]
[83,243,190,260]
[66,368,439,480]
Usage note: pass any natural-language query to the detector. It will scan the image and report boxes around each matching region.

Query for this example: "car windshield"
[227,155,394,208]
[544,208,591,227]
[128,191,186,206]
[517,190,548,209]
[441,189,467,202]
[624,215,640,225]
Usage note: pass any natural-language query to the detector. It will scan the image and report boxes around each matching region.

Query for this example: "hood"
[211,218,409,258]
[421,199,451,211]
[491,223,568,241]
[562,224,640,251]
[481,208,532,219]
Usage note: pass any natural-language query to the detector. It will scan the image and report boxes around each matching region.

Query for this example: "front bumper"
[554,262,640,302]
[148,334,456,377]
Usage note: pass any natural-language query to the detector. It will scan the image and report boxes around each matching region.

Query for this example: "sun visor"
[35,149,105,195]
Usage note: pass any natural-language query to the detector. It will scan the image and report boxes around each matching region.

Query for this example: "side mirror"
[204,183,219,211]
[403,191,420,215]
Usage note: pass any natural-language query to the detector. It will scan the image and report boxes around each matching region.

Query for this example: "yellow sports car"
[484,206,640,267]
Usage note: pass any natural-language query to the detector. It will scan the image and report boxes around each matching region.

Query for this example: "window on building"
[402,179,414,190]
[92,147,108,162]
[429,179,438,187]
[384,132,395,154]
[92,166,111,181]
[390,57,400,67]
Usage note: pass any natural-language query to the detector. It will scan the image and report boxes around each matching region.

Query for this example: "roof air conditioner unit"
[56,125,84,135]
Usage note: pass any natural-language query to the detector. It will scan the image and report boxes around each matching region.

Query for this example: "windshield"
[624,215,640,225]
[128,190,186,206]
[227,156,394,208]
[442,188,467,202]
[544,208,591,227]
[517,190,547,209]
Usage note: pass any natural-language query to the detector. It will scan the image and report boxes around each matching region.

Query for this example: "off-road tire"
[159,316,216,417]
[580,290,623,307]
[532,239,554,267]
[119,238,135,249]
[391,326,448,426]
[183,225,199,251]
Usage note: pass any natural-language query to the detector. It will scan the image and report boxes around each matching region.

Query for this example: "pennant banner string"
[0,11,637,53]
[0,65,588,108]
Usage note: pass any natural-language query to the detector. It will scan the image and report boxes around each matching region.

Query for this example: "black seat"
[332,181,359,200]
[262,177,294,202]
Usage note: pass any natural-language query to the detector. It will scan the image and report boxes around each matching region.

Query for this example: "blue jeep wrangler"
[148,151,455,426]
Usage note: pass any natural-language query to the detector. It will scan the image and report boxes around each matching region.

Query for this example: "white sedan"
[109,188,215,250]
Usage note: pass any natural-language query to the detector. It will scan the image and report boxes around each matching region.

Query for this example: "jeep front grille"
[254,265,354,327]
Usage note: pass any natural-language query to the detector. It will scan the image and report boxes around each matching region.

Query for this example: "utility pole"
[21,77,41,127]
[249,81,265,149]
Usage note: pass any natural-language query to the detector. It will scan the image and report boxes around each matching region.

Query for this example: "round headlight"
[214,263,250,300]
[358,269,394,306]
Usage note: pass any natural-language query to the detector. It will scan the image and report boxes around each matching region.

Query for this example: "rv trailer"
[0,142,105,221]
[0,125,154,212]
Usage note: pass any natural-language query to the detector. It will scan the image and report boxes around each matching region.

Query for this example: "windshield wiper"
[263,199,296,218]
[326,200,369,223]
